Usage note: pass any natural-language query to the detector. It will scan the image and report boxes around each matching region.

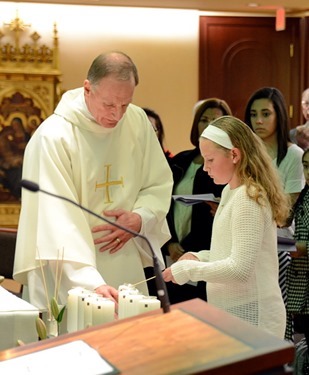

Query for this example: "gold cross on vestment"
[95,164,124,203]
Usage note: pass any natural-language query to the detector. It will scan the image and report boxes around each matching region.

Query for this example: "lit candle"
[92,297,115,326]
[118,283,134,292]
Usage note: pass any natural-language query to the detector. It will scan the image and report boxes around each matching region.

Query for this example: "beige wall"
[1,3,200,154]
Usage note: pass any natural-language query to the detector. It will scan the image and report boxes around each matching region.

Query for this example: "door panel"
[199,17,301,127]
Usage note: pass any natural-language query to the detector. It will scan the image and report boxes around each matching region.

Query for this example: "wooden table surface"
[0,298,294,374]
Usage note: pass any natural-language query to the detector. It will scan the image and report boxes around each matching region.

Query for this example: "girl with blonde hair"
[163,115,290,339]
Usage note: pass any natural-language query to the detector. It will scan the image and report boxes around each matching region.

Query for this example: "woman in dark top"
[143,107,173,163]
[163,98,232,304]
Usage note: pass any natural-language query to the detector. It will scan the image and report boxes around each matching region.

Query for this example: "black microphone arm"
[20,179,170,313]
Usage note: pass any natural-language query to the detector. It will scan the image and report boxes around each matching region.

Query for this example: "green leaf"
[57,305,66,324]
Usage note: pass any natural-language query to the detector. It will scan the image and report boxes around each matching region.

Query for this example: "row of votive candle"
[118,284,161,319]
[67,287,115,333]
[66,284,161,333]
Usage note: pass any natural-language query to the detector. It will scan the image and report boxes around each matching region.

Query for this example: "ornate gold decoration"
[0,12,59,71]
[0,12,62,227]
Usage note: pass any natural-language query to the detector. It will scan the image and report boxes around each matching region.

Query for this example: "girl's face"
[249,99,277,143]
[200,138,239,188]
[303,151,309,186]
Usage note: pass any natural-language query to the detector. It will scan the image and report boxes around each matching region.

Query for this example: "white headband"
[201,124,234,150]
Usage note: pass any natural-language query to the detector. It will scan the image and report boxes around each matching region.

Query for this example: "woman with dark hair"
[244,87,304,311]
[142,107,173,163]
[244,87,302,177]
[163,98,232,304]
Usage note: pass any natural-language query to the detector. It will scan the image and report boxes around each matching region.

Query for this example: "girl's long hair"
[210,116,291,226]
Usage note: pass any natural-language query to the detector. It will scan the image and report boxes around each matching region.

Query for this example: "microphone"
[20,179,171,313]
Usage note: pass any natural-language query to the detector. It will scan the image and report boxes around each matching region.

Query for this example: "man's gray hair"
[87,51,139,86]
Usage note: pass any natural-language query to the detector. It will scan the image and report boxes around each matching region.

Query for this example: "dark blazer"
[161,148,224,304]
[164,147,224,254]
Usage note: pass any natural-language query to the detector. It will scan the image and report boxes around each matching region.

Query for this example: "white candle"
[83,294,100,328]
[78,290,94,330]
[138,296,161,314]
[118,283,134,292]
[67,287,85,333]
[118,284,139,320]
[125,294,144,318]
[92,297,115,326]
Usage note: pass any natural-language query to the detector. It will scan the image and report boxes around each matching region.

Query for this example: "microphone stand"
[20,180,171,313]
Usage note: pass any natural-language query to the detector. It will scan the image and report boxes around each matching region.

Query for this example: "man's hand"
[95,284,119,307]
[92,209,141,253]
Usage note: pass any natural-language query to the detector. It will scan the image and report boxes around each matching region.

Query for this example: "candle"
[67,287,85,333]
[118,284,139,320]
[92,297,115,326]
[125,294,144,318]
[138,296,161,314]
[77,290,94,330]
[118,283,134,292]
[83,294,100,328]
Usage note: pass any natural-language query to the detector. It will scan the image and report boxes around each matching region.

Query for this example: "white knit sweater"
[171,184,286,338]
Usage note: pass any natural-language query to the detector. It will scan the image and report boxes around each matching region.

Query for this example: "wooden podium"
[0,299,294,374]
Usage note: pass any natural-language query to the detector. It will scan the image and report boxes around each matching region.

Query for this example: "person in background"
[163,115,290,339]
[285,148,309,348]
[0,117,30,199]
[163,98,232,304]
[142,107,173,163]
[244,86,304,308]
[290,88,309,150]
[13,51,173,310]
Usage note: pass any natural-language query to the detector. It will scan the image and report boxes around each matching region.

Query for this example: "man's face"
[301,91,309,122]
[84,75,135,128]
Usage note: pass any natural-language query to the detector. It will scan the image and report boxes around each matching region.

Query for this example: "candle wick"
[131,275,156,287]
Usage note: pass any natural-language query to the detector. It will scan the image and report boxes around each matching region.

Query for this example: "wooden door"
[199,17,301,127]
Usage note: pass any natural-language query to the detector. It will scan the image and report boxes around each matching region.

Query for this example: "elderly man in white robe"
[13,51,173,311]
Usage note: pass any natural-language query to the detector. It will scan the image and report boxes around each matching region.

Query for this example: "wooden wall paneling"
[199,16,301,127]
